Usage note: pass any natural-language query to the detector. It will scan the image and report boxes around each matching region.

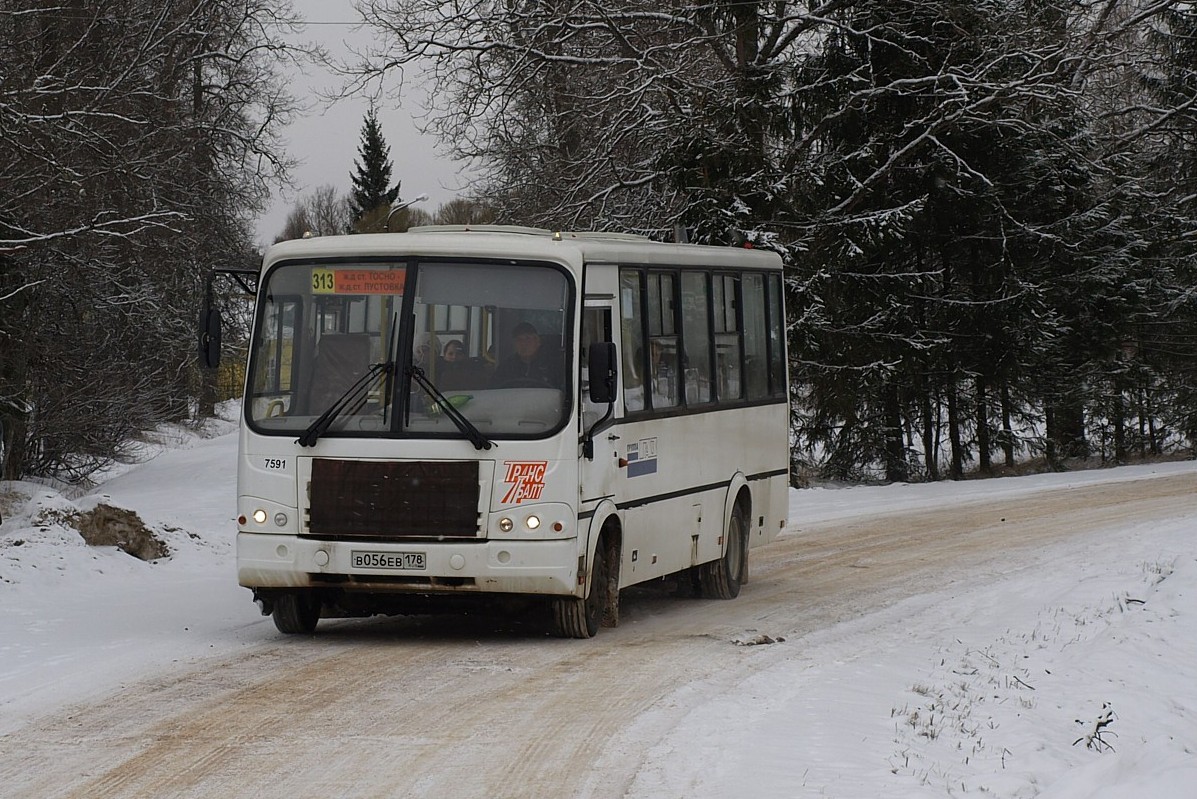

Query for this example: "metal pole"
[384,193,430,232]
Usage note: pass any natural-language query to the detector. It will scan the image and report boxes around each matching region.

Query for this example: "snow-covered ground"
[1,415,1194,798]
[632,471,1197,798]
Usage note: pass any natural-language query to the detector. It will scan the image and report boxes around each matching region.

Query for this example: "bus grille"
[306,459,481,539]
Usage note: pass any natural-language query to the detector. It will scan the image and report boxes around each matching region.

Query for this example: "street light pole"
[384,193,430,232]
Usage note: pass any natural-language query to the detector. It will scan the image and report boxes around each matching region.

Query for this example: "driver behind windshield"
[492,322,564,388]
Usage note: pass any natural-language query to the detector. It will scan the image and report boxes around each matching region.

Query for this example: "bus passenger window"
[743,274,769,400]
[681,271,711,404]
[619,270,646,412]
[649,337,679,407]
[713,274,742,401]
[647,272,680,409]
[767,273,787,396]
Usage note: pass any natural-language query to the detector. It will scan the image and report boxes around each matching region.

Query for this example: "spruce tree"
[349,108,400,231]
[1137,8,1197,451]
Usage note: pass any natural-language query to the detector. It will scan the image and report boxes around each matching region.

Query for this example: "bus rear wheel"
[700,505,748,600]
[552,539,609,638]
[272,591,321,634]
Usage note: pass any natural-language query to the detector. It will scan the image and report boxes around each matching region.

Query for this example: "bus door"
[578,289,620,528]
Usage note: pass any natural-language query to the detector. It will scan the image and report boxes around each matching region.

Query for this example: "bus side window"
[251,297,299,420]
[648,336,679,407]
[743,273,769,400]
[713,274,742,401]
[581,306,612,425]
[647,272,680,409]
[680,271,712,405]
[766,273,787,396]
[620,270,646,411]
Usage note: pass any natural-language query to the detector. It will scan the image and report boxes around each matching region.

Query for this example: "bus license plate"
[351,551,427,570]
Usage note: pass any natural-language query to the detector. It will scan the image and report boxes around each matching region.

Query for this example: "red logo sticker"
[501,461,548,504]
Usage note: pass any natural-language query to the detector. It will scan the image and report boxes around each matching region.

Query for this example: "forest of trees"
[352,0,1197,481]
[0,0,301,480]
[3,1,1197,485]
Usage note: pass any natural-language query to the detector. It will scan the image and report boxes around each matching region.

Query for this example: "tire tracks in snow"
[2,472,1194,798]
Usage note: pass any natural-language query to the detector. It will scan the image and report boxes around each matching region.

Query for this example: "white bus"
[230,226,789,637]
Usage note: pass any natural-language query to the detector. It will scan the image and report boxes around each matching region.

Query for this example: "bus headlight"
[525,515,541,530]
[274,512,289,527]
[498,517,514,533]
[252,509,268,525]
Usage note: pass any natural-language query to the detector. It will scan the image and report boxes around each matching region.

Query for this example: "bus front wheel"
[700,505,748,600]
[552,539,609,638]
[272,591,321,634]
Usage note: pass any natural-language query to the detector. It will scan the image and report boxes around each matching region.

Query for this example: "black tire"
[272,591,321,634]
[552,539,608,638]
[700,505,748,600]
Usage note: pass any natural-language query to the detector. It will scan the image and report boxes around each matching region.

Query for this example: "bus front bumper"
[237,532,582,597]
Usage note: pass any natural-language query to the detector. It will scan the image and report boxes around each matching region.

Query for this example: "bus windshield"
[246,259,573,440]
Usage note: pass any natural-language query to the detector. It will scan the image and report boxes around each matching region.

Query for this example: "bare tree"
[308,184,355,236]
[349,0,753,231]
[0,0,304,481]
[403,207,434,229]
[275,204,317,243]
[434,198,497,225]
[274,184,354,241]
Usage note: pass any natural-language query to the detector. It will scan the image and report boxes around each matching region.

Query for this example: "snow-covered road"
[1,425,1194,798]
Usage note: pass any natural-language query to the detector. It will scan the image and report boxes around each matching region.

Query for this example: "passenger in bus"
[492,322,564,388]
[439,339,483,390]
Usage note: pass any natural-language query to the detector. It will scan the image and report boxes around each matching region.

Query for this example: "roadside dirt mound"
[72,503,168,561]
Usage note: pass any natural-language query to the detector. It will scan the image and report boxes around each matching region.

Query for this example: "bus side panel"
[748,471,789,549]
[736,400,789,550]
[614,402,787,587]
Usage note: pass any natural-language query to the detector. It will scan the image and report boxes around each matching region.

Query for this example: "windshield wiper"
[298,361,393,448]
[381,313,399,428]
[407,365,493,451]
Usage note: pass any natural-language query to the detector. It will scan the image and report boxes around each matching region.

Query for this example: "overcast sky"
[254,0,468,246]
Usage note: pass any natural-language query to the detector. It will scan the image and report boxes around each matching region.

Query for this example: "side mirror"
[198,305,223,369]
[587,342,617,404]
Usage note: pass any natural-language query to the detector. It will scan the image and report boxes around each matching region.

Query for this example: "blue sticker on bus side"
[627,437,658,477]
